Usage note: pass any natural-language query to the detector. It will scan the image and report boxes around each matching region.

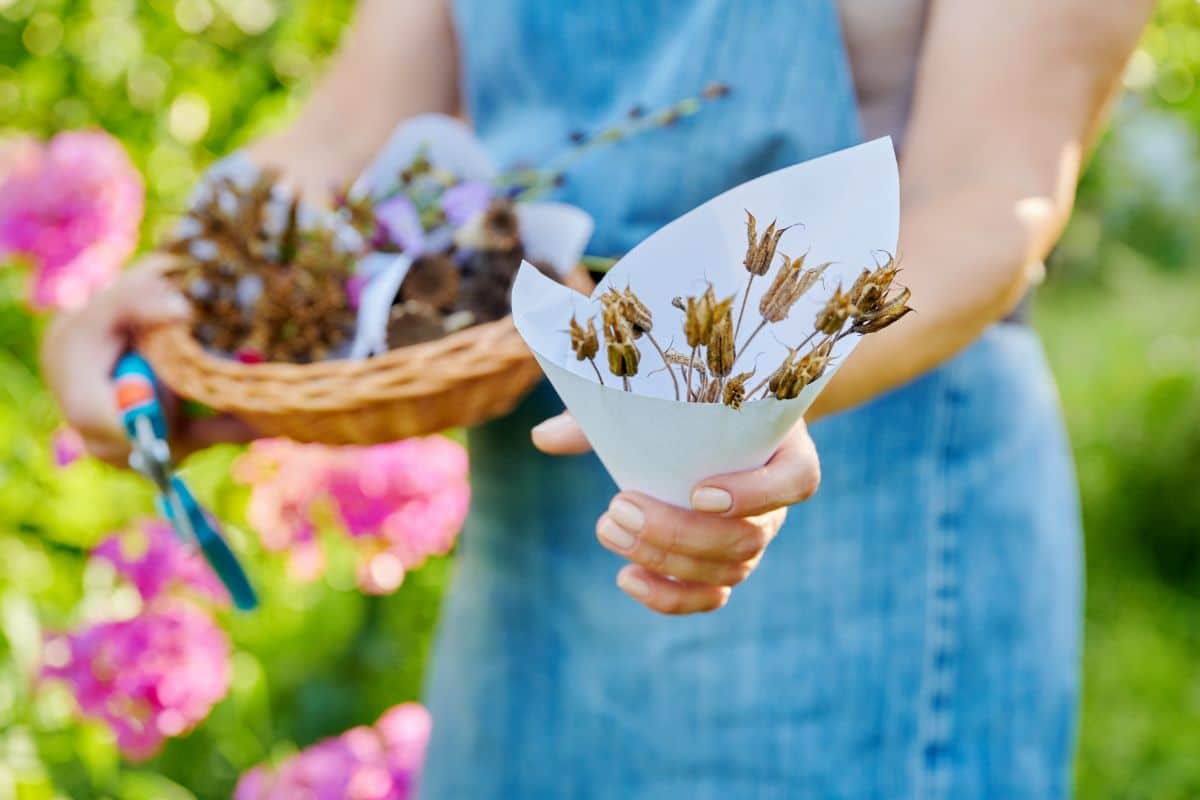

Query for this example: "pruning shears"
[113,353,258,611]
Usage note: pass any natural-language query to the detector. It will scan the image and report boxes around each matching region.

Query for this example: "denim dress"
[421,2,1083,797]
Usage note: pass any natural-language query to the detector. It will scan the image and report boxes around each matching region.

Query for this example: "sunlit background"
[1,0,1198,797]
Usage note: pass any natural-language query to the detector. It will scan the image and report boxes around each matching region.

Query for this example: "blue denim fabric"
[422,3,1082,797]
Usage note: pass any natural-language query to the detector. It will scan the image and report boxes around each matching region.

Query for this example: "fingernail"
[607,498,644,533]
[691,486,733,513]
[597,515,637,551]
[617,569,651,599]
[531,414,572,439]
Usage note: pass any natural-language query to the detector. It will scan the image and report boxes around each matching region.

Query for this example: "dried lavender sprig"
[511,83,733,202]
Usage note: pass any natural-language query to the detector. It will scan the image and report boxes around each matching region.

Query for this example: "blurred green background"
[1,0,1198,797]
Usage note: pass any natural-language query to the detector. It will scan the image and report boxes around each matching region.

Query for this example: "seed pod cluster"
[569,210,913,407]
[163,167,366,364]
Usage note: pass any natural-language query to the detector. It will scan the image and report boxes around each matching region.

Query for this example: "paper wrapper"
[512,138,899,506]
[347,115,594,358]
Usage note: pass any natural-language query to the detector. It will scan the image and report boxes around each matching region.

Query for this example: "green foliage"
[1,0,1200,797]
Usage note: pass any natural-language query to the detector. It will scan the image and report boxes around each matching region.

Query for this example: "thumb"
[531,412,592,455]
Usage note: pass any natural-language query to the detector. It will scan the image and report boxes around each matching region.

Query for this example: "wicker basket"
[139,267,593,444]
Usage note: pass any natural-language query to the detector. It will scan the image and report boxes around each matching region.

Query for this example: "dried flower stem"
[588,358,605,386]
[645,332,680,400]
[733,274,755,343]
[685,344,699,401]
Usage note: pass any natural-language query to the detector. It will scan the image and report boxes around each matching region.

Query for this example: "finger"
[690,421,821,518]
[96,254,191,328]
[597,513,757,586]
[79,432,129,467]
[601,492,767,561]
[616,565,731,615]
[43,317,127,451]
[530,412,592,455]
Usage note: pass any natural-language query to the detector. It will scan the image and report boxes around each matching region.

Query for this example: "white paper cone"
[512,137,899,506]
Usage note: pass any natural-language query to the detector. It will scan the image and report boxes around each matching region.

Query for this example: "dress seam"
[913,373,965,799]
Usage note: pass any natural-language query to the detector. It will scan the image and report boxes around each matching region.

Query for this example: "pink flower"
[233,438,469,594]
[52,426,86,467]
[91,519,230,606]
[42,603,232,760]
[234,703,432,800]
[0,130,143,310]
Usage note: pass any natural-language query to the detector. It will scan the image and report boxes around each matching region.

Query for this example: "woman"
[42,1,1152,796]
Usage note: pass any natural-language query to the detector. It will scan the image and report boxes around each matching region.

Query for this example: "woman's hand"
[40,255,254,466]
[532,413,820,614]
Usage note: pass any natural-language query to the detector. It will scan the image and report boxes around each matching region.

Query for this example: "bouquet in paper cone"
[512,138,909,506]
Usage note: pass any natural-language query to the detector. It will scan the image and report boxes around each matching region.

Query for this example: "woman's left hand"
[532,413,821,614]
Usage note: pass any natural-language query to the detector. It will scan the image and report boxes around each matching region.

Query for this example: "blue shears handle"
[114,353,258,611]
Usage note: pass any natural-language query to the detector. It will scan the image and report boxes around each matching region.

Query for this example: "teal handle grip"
[113,352,166,439]
[161,478,259,611]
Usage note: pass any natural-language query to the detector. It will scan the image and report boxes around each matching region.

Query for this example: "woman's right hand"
[40,254,254,466]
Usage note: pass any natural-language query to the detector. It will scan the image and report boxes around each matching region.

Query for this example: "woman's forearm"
[245,0,459,198]
[809,0,1154,419]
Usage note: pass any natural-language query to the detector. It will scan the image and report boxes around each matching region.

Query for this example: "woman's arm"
[42,0,458,463]
[808,0,1154,418]
[246,0,459,196]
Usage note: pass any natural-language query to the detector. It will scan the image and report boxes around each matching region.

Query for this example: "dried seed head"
[682,285,736,349]
[569,315,600,361]
[773,339,835,400]
[601,295,628,343]
[722,370,755,410]
[400,253,459,311]
[706,308,736,378]
[767,346,800,396]
[851,286,913,334]
[743,211,787,276]
[814,285,855,336]
[607,340,640,378]
[663,348,704,373]
[621,286,653,335]
[759,254,831,324]
[850,253,900,315]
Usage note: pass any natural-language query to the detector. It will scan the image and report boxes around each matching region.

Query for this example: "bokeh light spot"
[22,12,63,56]
[175,0,214,34]
[167,92,211,143]
[1123,49,1156,91]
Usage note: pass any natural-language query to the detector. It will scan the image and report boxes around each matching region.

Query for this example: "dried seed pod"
[774,339,836,400]
[620,287,653,335]
[387,301,446,348]
[767,347,800,396]
[400,253,460,311]
[706,309,735,378]
[722,370,755,410]
[850,253,900,316]
[569,315,600,361]
[758,254,831,324]
[814,285,855,336]
[683,285,735,348]
[743,211,786,276]
[607,340,640,378]
[851,286,913,334]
